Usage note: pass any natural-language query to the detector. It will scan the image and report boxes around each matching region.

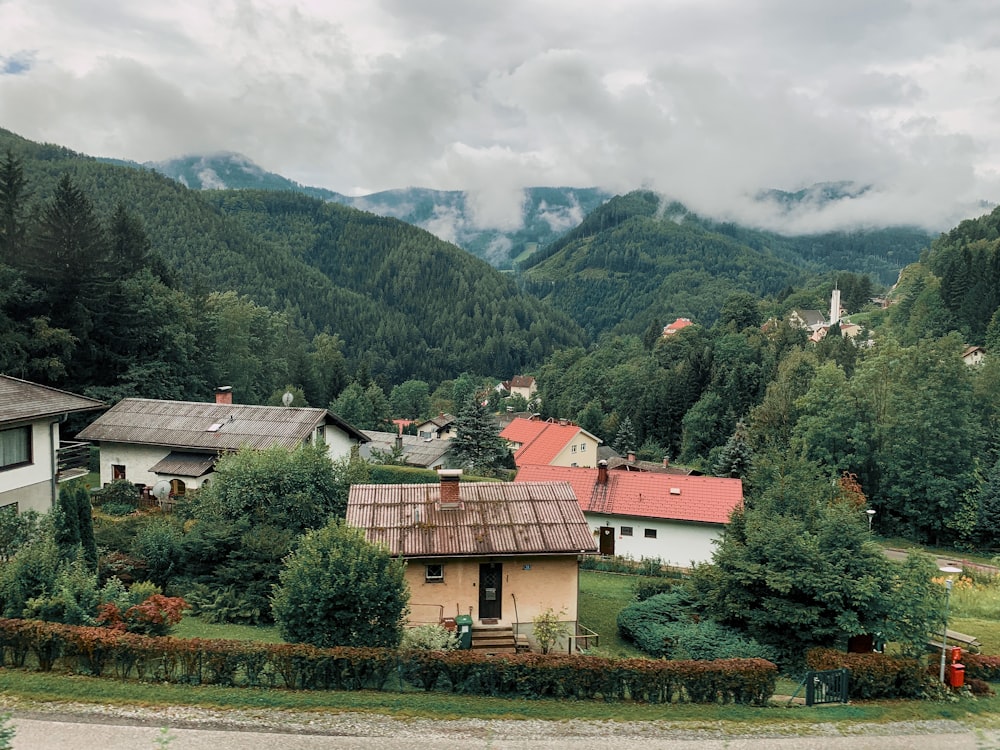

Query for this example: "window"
[571,444,577,453]
[112,464,126,480]
[580,443,586,451]
[425,564,444,582]
[0,426,31,470]
[620,526,633,537]
[644,528,657,539]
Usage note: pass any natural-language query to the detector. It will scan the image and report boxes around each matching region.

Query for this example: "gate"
[805,668,849,706]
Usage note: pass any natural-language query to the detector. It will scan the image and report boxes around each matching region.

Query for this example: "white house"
[414,413,456,440]
[76,388,368,499]
[0,375,105,513]
[515,462,743,567]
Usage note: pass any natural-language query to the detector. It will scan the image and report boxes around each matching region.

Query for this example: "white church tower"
[830,288,841,326]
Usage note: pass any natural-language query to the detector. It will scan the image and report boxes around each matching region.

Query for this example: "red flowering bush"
[96,594,189,636]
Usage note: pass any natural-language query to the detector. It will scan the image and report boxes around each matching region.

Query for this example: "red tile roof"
[499,417,547,444]
[347,479,597,558]
[514,464,742,525]
[663,317,693,335]
[499,418,600,466]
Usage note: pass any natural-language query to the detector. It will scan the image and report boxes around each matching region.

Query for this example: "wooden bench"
[927,628,981,654]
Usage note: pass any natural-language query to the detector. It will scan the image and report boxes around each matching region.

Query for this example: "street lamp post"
[939,566,962,685]
[865,509,876,534]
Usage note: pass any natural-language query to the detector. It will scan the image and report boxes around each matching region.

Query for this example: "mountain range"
[3,127,938,364]
[118,152,613,270]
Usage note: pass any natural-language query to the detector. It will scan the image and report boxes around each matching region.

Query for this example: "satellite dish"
[282,391,294,407]
[151,481,171,501]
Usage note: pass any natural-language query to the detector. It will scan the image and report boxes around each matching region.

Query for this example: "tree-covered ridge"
[920,204,1000,345]
[521,190,930,338]
[139,150,612,270]
[522,194,808,337]
[0,129,585,385]
[206,190,587,383]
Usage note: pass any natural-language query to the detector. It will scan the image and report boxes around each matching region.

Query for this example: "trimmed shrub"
[0,617,776,704]
[806,648,931,699]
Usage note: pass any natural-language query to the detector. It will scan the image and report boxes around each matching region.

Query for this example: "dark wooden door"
[478,562,502,620]
[599,526,615,556]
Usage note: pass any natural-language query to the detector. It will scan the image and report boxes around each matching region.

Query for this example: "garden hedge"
[806,648,932,699]
[0,618,776,704]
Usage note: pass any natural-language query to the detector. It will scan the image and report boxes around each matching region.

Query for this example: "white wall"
[318,426,357,461]
[585,512,723,567]
[0,420,57,513]
[97,442,178,489]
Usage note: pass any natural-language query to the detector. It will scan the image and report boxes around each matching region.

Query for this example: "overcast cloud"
[1,0,998,234]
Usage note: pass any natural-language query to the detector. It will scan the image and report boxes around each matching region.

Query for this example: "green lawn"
[169,571,641,654]
[172,615,283,643]
[578,570,645,658]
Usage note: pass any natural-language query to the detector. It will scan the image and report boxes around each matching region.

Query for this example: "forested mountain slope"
[521,191,932,338]
[133,151,612,270]
[0,128,585,384]
[889,204,1000,346]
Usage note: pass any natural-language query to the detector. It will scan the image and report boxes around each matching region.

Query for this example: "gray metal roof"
[0,375,105,427]
[148,451,217,477]
[347,480,598,558]
[361,430,454,468]
[77,398,368,451]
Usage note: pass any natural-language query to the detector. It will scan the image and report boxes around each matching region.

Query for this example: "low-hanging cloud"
[0,0,998,234]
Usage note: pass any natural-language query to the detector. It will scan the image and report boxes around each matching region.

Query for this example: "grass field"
[5,668,1000,727]
[577,570,645,658]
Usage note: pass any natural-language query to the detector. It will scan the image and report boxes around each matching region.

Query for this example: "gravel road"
[5,700,1000,750]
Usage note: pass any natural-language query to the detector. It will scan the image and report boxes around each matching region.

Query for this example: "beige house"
[0,375,104,513]
[500,416,602,468]
[507,375,538,402]
[77,388,367,500]
[347,470,598,652]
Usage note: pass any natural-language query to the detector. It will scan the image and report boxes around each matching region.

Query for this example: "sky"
[1,0,999,235]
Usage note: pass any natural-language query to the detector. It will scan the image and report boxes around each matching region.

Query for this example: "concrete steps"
[471,625,529,655]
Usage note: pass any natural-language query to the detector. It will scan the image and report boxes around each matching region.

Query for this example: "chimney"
[627,451,636,463]
[395,434,403,451]
[662,456,670,468]
[438,469,463,508]
[215,386,233,405]
[597,460,608,485]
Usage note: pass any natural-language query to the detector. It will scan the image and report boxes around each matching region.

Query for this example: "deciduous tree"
[272,520,408,648]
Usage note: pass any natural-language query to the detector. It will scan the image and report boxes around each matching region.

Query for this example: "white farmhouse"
[77,388,368,501]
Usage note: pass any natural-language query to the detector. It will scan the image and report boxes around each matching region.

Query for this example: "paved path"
[882,547,998,576]
[9,713,1000,750]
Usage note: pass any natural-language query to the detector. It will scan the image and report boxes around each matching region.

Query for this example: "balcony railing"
[56,441,91,480]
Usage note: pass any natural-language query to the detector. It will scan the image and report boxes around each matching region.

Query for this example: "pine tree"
[451,395,509,476]
[714,421,753,479]
[612,415,638,455]
[0,149,29,263]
